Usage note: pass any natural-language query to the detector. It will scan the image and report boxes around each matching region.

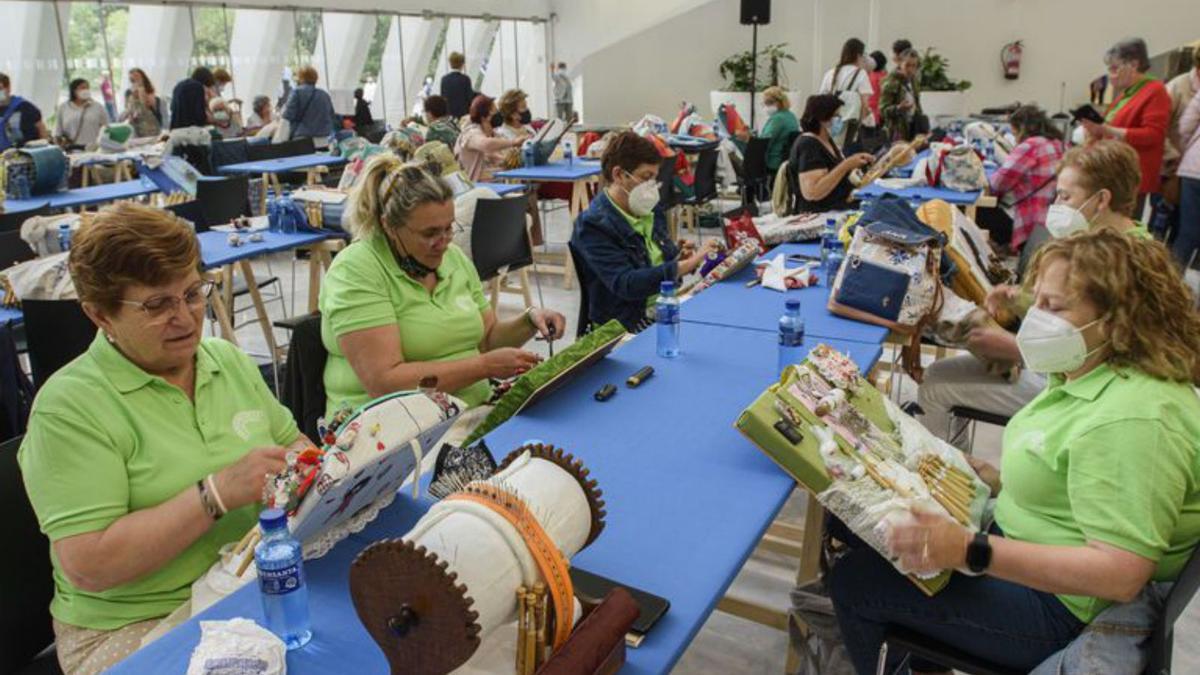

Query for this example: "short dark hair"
[870,50,888,72]
[252,95,270,114]
[448,52,465,69]
[354,87,364,99]
[892,39,912,56]
[600,131,661,185]
[800,94,843,133]
[469,94,494,124]
[424,94,448,119]
[0,72,9,89]
[1009,105,1063,142]
[839,38,866,67]
[69,78,90,99]
[191,67,215,88]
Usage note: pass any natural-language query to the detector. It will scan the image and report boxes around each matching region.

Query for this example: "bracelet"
[205,474,229,516]
[197,479,223,520]
[522,307,539,331]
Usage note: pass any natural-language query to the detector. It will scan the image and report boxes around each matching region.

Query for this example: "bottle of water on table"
[820,218,841,284]
[57,223,72,252]
[255,508,312,650]
[656,280,680,358]
[563,138,574,165]
[778,298,805,376]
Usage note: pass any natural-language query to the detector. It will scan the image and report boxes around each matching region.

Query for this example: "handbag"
[925,143,988,192]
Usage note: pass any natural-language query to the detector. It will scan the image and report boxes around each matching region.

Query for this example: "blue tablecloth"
[2,178,159,213]
[855,182,983,206]
[0,198,50,214]
[109,322,882,675]
[474,181,525,196]
[494,160,601,182]
[218,154,347,176]
[0,306,24,325]
[199,230,331,269]
[683,243,889,344]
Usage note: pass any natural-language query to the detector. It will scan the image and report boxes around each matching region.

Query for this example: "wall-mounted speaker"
[740,0,771,25]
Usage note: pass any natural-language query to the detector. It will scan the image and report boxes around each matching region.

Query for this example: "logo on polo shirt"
[455,295,477,313]
[232,410,268,441]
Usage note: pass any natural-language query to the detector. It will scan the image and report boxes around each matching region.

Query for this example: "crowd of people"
[6,30,1200,675]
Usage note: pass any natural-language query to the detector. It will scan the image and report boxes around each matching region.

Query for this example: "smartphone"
[1070,104,1106,125]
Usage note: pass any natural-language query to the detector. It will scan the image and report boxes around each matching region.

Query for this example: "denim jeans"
[1172,177,1200,267]
[827,519,1085,674]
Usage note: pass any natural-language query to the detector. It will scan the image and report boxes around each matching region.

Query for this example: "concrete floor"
[227,201,1200,674]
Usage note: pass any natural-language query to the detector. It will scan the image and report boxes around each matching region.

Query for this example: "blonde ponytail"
[345,154,454,239]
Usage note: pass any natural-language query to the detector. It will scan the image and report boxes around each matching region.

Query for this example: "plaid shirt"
[990,136,1064,250]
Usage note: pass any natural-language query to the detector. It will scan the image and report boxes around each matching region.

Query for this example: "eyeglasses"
[119,281,215,324]
[411,224,460,245]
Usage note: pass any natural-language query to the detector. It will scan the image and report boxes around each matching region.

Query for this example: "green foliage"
[719,43,796,92]
[919,47,972,92]
[191,7,233,68]
[361,15,393,82]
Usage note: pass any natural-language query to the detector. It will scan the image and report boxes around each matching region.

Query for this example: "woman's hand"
[984,284,1020,316]
[886,508,972,576]
[212,447,290,512]
[899,98,914,111]
[966,326,1019,362]
[481,347,542,378]
[679,238,723,276]
[967,455,1001,497]
[841,152,874,171]
[1080,119,1112,140]
[527,308,566,342]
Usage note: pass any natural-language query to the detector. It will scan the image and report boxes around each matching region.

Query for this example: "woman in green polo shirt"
[18,204,311,674]
[319,154,565,416]
[829,229,1200,674]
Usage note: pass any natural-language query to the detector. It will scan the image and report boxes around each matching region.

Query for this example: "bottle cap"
[660,280,675,294]
[259,508,288,531]
[785,298,801,311]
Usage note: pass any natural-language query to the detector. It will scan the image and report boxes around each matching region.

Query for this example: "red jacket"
[1105,79,1171,193]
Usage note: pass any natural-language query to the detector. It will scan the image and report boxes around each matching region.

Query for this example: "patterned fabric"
[989,136,1064,250]
[53,616,163,675]
[425,118,460,149]
[879,72,921,142]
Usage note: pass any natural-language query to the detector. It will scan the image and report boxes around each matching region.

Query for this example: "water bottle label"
[656,304,679,324]
[259,563,305,595]
[779,329,804,347]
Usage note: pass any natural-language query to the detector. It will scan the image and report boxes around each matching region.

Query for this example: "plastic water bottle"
[267,197,281,233]
[57,223,72,252]
[825,237,845,286]
[12,173,31,201]
[820,218,838,270]
[522,140,536,168]
[656,280,680,358]
[778,298,805,376]
[563,138,574,165]
[279,197,296,234]
[255,508,312,650]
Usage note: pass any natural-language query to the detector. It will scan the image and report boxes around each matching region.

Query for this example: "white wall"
[562,0,1200,125]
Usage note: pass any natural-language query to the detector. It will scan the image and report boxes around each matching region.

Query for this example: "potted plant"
[711,43,803,129]
[918,47,972,119]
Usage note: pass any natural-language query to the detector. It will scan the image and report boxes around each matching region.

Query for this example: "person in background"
[818,38,874,148]
[734,86,797,175]
[122,68,166,138]
[1079,37,1170,216]
[1162,48,1200,252]
[244,95,273,132]
[353,87,374,131]
[208,98,241,139]
[454,95,523,182]
[99,74,117,121]
[496,89,533,141]
[919,140,1152,446]
[0,72,48,150]
[867,50,888,127]
[833,229,1200,675]
[19,203,309,673]
[892,38,913,68]
[319,154,564,415]
[422,94,460,149]
[212,68,233,100]
[282,65,336,146]
[880,48,923,142]
[55,78,109,149]
[552,62,574,122]
[989,105,1066,252]
[439,52,474,120]
[787,94,873,214]
[571,131,721,332]
[170,67,216,130]
[1173,80,1200,266]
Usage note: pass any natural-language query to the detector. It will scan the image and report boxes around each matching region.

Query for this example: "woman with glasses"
[570,131,720,332]
[18,203,311,674]
[319,154,565,416]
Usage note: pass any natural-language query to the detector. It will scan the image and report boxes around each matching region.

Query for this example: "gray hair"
[252,95,270,114]
[346,154,453,239]
[1105,38,1150,73]
[899,48,921,63]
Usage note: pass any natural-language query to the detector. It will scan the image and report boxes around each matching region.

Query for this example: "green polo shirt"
[994,363,1200,623]
[319,233,491,417]
[18,333,301,630]
[610,196,664,308]
[760,109,799,172]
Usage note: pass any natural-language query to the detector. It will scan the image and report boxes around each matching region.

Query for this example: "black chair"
[194,175,251,230]
[471,197,539,308]
[0,229,38,270]
[209,138,249,172]
[948,405,1012,453]
[274,137,316,159]
[246,141,280,162]
[741,136,771,210]
[783,129,801,159]
[880,542,1200,675]
[21,300,95,391]
[0,434,61,674]
[0,206,49,233]
[165,200,204,229]
[678,149,719,234]
[567,241,592,338]
[279,312,326,442]
[657,155,679,211]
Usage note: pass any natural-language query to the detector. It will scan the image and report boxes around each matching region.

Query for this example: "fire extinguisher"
[1001,41,1023,80]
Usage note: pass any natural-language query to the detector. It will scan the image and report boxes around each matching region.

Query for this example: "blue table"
[217,154,347,176]
[494,160,601,183]
[855,181,983,207]
[110,322,881,675]
[198,230,330,270]
[2,178,159,213]
[0,306,24,326]
[683,243,890,345]
[474,181,525,196]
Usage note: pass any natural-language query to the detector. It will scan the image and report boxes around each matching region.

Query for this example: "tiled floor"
[228,201,1200,674]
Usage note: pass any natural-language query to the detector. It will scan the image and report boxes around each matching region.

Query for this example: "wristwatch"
[966,532,992,573]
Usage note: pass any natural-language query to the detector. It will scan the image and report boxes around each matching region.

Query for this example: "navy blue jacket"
[439,71,475,119]
[571,191,680,332]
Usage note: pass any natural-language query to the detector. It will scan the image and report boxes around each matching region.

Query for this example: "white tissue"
[185,618,287,675]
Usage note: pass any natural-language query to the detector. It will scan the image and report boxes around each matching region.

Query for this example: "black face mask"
[390,237,437,279]
[490,113,505,128]
[519,110,533,125]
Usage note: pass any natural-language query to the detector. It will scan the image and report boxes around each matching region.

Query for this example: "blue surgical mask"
[830,116,846,137]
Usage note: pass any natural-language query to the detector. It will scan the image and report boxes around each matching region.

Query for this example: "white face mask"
[213,110,231,123]
[623,172,660,217]
[1016,307,1104,374]
[764,104,779,115]
[0,88,10,103]
[1045,192,1098,239]
[77,89,92,102]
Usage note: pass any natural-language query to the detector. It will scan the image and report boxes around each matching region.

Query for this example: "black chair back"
[0,206,49,233]
[1147,544,1200,673]
[0,434,57,674]
[274,137,316,158]
[691,149,719,203]
[165,200,205,230]
[173,144,214,176]
[209,138,249,171]
[470,197,533,282]
[22,300,95,390]
[0,229,37,270]
[567,241,593,339]
[280,313,327,442]
[657,155,678,209]
[743,136,770,183]
[783,130,801,159]
[195,175,251,230]
[246,141,280,162]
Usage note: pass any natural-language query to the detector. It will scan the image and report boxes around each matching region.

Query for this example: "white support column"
[462,19,498,86]
[480,20,517,98]
[123,5,194,100]
[0,1,67,115]
[432,17,465,87]
[230,9,295,109]
[516,21,549,119]
[313,13,375,115]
